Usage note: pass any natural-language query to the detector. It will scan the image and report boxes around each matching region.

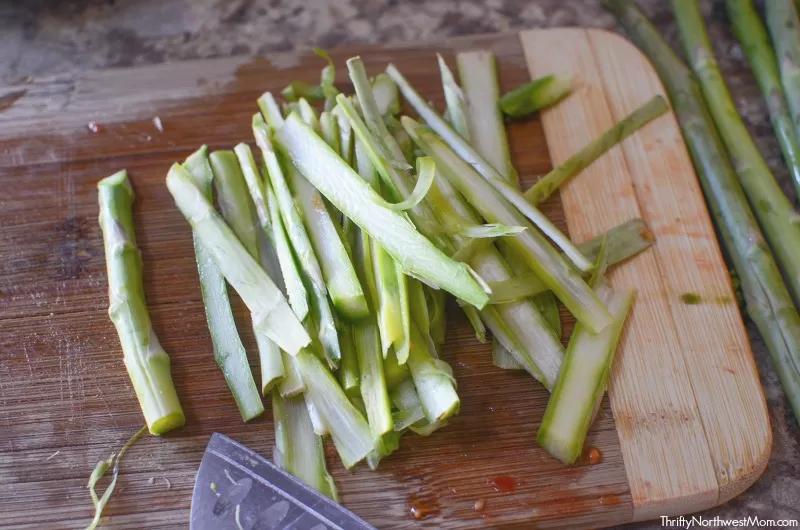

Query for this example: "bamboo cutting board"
[0,29,770,529]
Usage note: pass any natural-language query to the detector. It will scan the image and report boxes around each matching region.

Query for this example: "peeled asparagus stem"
[166,163,311,355]
[99,170,185,435]
[183,147,263,420]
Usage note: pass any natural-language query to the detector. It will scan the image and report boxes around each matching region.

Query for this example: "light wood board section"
[520,28,771,521]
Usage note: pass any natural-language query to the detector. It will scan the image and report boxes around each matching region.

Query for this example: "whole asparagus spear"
[605,0,800,422]
[674,0,800,307]
[727,0,800,198]
[98,170,185,435]
[765,0,800,190]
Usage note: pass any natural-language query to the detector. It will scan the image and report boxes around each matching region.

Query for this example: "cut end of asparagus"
[499,74,574,119]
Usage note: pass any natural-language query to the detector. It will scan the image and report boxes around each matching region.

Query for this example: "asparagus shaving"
[212,149,284,392]
[407,323,460,423]
[387,65,592,271]
[99,170,185,434]
[373,156,436,211]
[182,148,263,420]
[281,81,323,103]
[538,280,635,464]
[524,96,669,205]
[304,393,329,437]
[166,164,311,354]
[332,105,354,164]
[487,218,654,303]
[674,0,800,306]
[499,74,573,119]
[607,0,800,422]
[437,53,470,142]
[728,0,800,198]
[403,118,612,333]
[767,0,800,159]
[535,292,562,338]
[297,98,322,134]
[337,323,361,398]
[297,349,375,468]
[492,339,523,370]
[87,426,148,530]
[372,240,405,357]
[372,73,401,116]
[383,347,411,391]
[279,351,305,396]
[450,237,495,262]
[257,92,285,128]
[320,111,341,153]
[272,391,337,499]
[315,48,339,111]
[390,379,426,430]
[275,113,489,308]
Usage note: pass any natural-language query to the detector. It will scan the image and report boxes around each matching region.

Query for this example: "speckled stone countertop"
[2,0,798,528]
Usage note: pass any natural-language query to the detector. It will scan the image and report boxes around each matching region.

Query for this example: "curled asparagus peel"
[606,0,800,422]
[166,163,311,355]
[98,170,185,435]
[183,148,263,420]
[673,0,800,308]
[727,0,800,198]
[524,96,668,205]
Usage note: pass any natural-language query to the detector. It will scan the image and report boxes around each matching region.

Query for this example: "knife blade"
[190,432,376,530]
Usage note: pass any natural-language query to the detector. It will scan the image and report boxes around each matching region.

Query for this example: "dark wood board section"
[0,33,632,529]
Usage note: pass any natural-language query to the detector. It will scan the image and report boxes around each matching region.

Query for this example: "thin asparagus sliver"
[407,323,460,423]
[372,73,401,117]
[404,118,613,334]
[166,163,311,355]
[183,148,263,421]
[438,53,470,143]
[767,0,800,160]
[275,113,489,309]
[386,64,593,272]
[727,0,800,198]
[99,170,185,435]
[523,96,669,205]
[606,0,800,422]
[499,74,573,119]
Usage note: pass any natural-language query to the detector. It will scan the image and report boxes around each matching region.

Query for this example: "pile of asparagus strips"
[99,48,669,498]
[605,0,800,426]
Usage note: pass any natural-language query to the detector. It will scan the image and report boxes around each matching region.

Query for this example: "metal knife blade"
[190,432,376,530]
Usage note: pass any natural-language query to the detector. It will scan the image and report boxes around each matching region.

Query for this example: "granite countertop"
[2,0,798,528]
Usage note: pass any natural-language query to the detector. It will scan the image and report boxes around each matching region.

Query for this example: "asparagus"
[674,0,800,306]
[499,75,573,119]
[383,348,411,391]
[183,148,263,420]
[98,171,185,435]
[538,276,635,464]
[606,0,800,422]
[372,73,401,116]
[320,111,341,153]
[391,378,426,431]
[297,98,322,134]
[487,218,654,303]
[767,0,800,161]
[438,54,471,143]
[257,92,284,129]
[536,292,562,337]
[272,391,337,499]
[387,64,593,272]
[296,349,375,468]
[315,48,339,111]
[274,113,489,309]
[166,164,311,354]
[407,323,460,423]
[279,351,305,396]
[281,81,323,103]
[524,96,668,205]
[727,0,800,197]
[404,118,613,333]
[337,323,360,398]
[332,105,354,164]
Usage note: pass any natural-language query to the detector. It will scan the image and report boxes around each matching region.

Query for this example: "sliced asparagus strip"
[456,50,517,183]
[438,53,470,142]
[279,351,305,396]
[499,74,573,119]
[332,105,354,164]
[320,111,341,153]
[488,218,653,303]
[166,164,310,354]
[388,64,593,271]
[372,239,405,356]
[297,349,375,469]
[305,393,329,436]
[767,0,800,152]
[315,48,339,111]
[272,391,337,499]
[404,118,612,333]
[386,115,415,164]
[210,149,284,392]
[674,0,800,306]
[375,156,436,212]
[607,0,800,422]
[390,378,426,431]
[99,171,185,435]
[337,323,361,398]
[257,92,285,128]
[427,287,447,348]
[297,98,322,134]
[524,96,669,204]
[538,280,634,464]
[407,323,460,423]
[183,148,263,421]
[372,72,401,117]
[536,292,562,338]
[492,339,523,370]
[281,80,323,103]
[383,348,411,391]
[728,0,800,197]
[275,113,489,308]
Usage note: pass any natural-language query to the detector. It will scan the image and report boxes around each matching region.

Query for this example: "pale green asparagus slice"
[403,118,612,333]
[272,390,337,499]
[166,164,311,354]
[407,323,460,423]
[499,74,573,119]
[183,148,263,420]
[258,92,285,128]
[320,111,341,153]
[210,150,284,392]
[438,53,470,143]
[337,322,361,398]
[372,72,401,116]
[297,98,322,134]
[275,113,489,308]
[99,170,185,435]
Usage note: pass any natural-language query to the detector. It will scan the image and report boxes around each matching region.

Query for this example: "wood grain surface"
[0,29,767,529]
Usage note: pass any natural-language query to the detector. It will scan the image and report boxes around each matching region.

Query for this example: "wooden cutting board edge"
[520,27,771,522]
